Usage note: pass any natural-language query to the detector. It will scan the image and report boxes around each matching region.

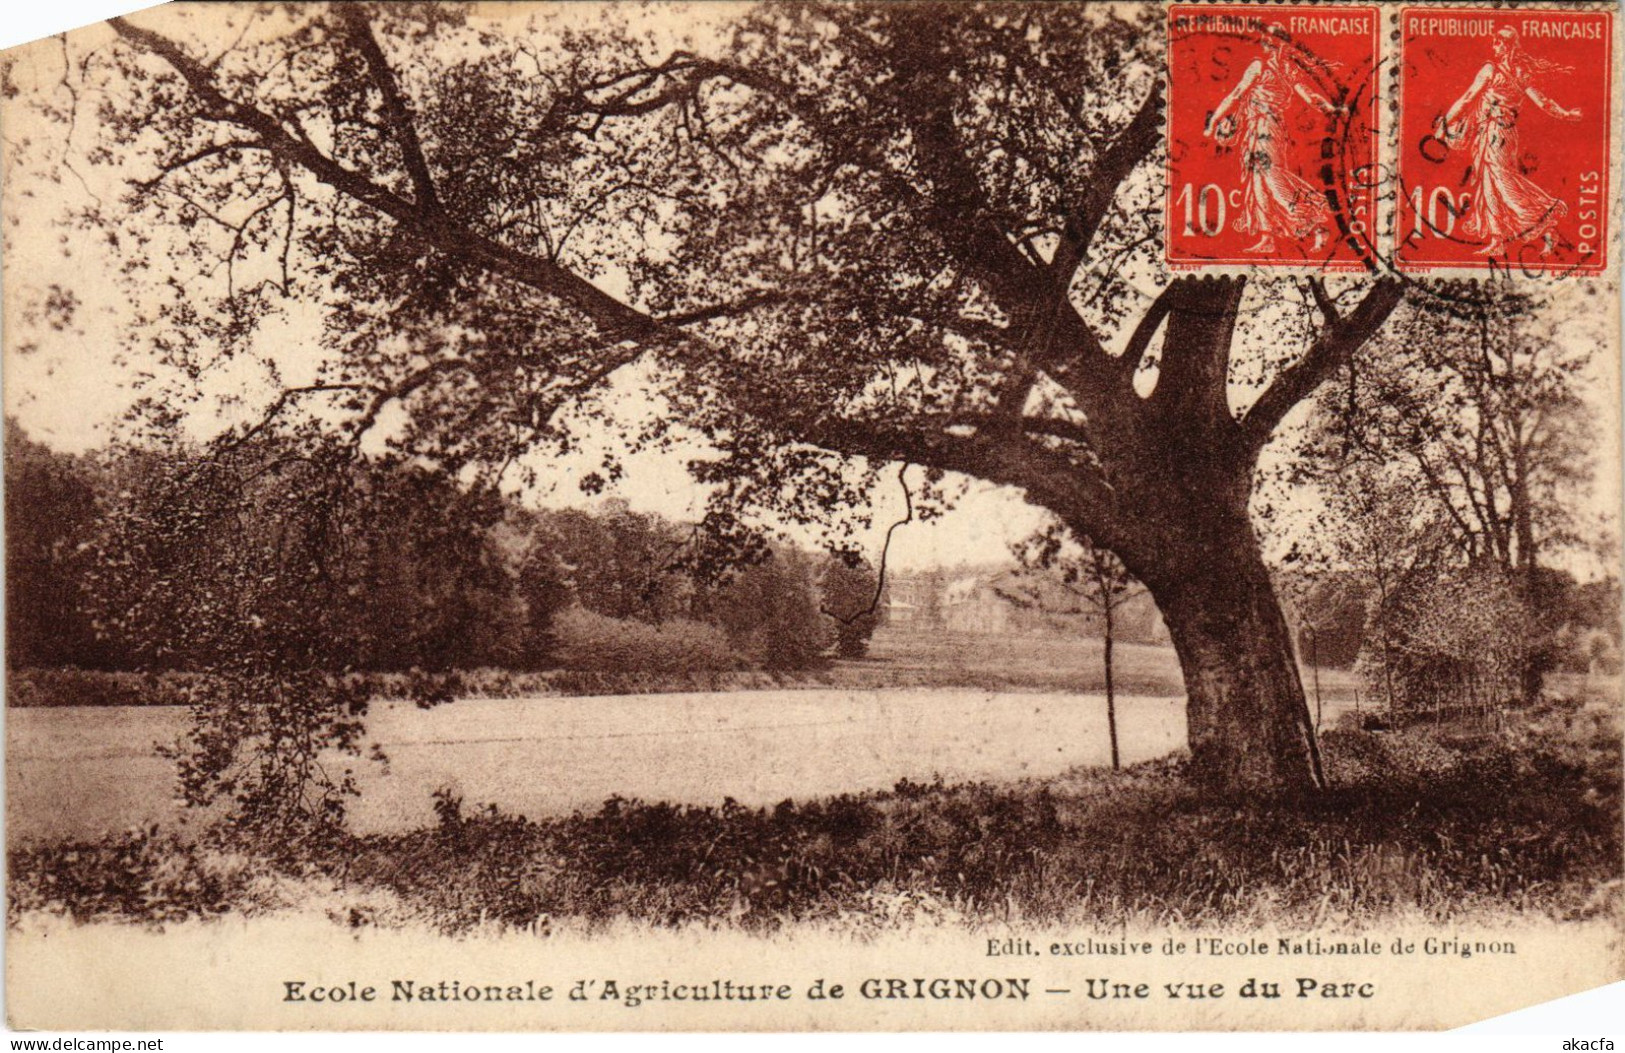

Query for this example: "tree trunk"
[1148,529,1325,797]
[1103,603,1120,770]
[1510,452,1544,706]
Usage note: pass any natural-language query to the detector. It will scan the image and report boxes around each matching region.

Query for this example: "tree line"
[4,419,883,677]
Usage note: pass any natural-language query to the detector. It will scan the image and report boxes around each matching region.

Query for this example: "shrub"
[551,607,741,673]
[1359,567,1535,720]
[7,825,253,924]
[6,668,202,708]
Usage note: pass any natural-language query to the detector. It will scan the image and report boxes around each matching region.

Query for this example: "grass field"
[851,627,1185,693]
[1,627,1397,844]
[5,686,1185,843]
[10,626,1617,932]
[853,626,1369,712]
[10,689,1619,932]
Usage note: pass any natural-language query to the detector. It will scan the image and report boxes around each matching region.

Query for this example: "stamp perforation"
[1392,2,1615,276]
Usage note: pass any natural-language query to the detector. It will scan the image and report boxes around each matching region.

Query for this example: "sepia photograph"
[2,0,1621,1033]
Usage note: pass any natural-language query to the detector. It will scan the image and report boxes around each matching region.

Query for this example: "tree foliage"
[9,2,1448,794]
[1304,286,1594,578]
[3,419,108,668]
[82,431,378,836]
[1297,286,1600,709]
[694,543,833,670]
[529,500,697,624]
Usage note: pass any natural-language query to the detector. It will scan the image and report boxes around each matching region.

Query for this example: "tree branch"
[659,290,790,327]
[1242,278,1405,447]
[1049,81,1164,281]
[109,16,669,345]
[1116,281,1179,378]
[820,462,913,626]
[227,383,371,452]
[938,411,1096,452]
[615,53,1042,320]
[333,4,441,217]
[552,45,1131,424]
[1154,277,1246,432]
[1305,276,1339,327]
[134,140,270,191]
[798,417,1126,556]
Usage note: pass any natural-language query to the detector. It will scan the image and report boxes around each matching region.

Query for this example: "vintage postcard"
[3,0,1622,1034]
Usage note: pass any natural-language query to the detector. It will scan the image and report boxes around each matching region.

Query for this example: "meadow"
[6,628,1376,843]
[7,628,1617,931]
[6,686,1186,842]
[9,689,1618,932]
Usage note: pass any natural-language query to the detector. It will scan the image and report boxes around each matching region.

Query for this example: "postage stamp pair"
[1166,4,1615,275]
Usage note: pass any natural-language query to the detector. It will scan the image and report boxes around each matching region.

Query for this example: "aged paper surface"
[3,0,1622,1035]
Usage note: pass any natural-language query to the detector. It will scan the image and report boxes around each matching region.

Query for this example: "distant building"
[939,575,1011,634]
[883,566,1169,644]
[883,597,919,624]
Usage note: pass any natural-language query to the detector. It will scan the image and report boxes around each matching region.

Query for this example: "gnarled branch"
[1242,278,1406,447]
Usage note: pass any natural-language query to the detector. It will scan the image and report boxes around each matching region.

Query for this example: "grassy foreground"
[8,691,1619,933]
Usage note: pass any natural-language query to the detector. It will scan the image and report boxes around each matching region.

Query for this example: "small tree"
[1002,523,1144,770]
[1364,567,1535,723]
[1275,570,1370,728]
[819,556,884,660]
[352,465,523,672]
[507,537,573,671]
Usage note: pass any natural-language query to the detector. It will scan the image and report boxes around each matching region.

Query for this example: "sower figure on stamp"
[1204,26,1343,255]
[1434,27,1582,258]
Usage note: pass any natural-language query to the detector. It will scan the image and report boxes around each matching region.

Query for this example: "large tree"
[12,2,1412,795]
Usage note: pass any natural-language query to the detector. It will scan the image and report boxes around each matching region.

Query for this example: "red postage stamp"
[1166,5,1381,271]
[1397,7,1614,275]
